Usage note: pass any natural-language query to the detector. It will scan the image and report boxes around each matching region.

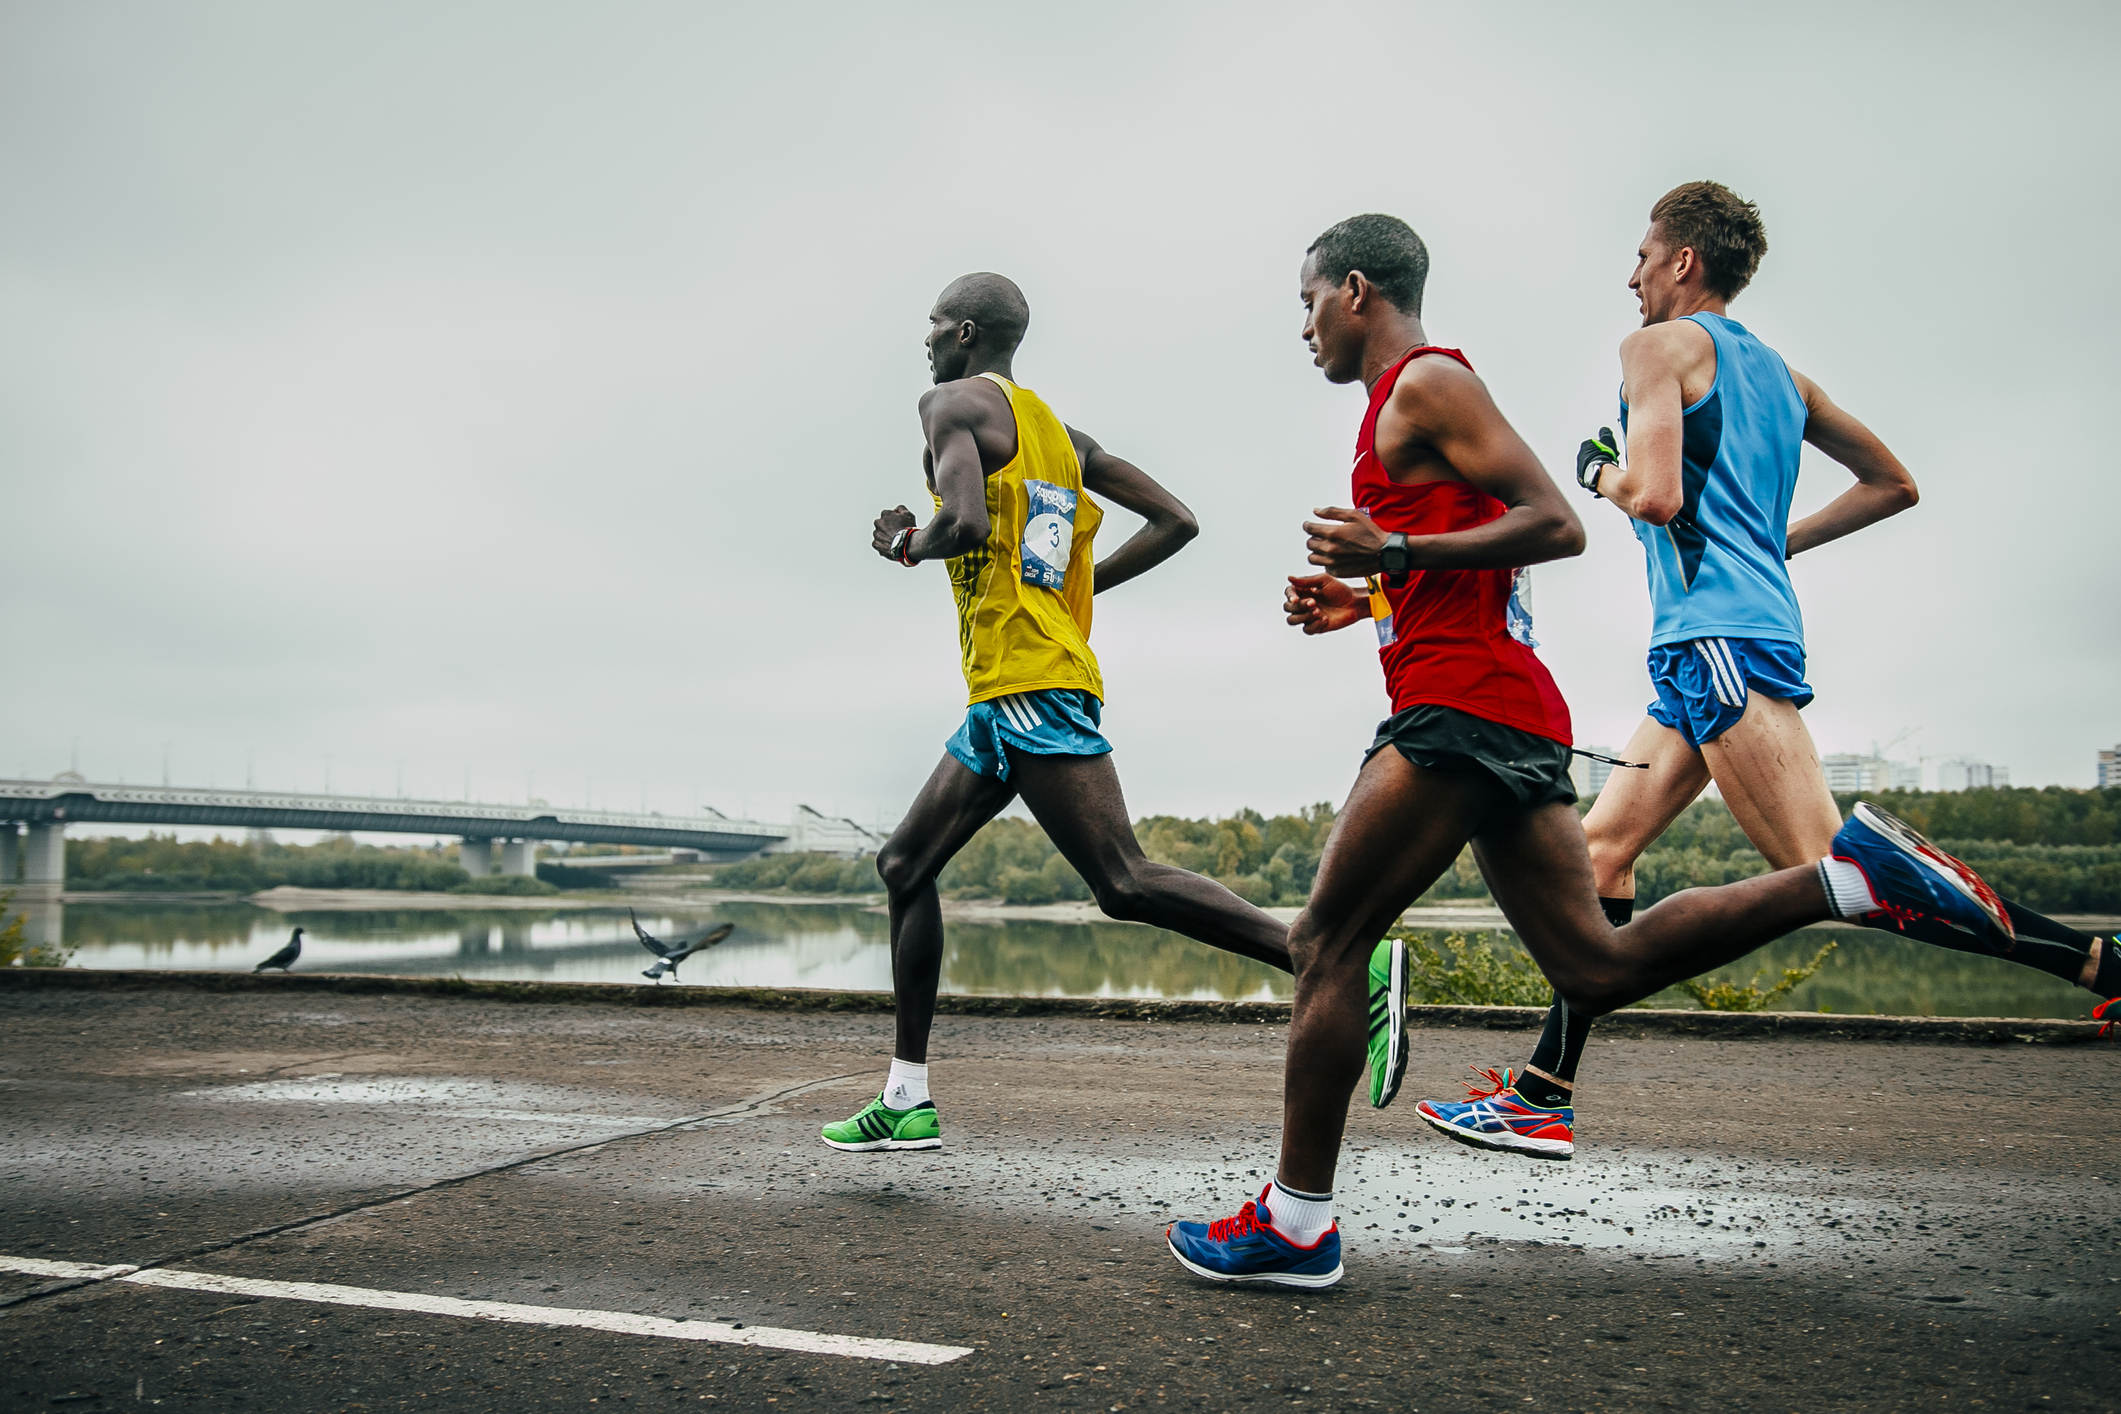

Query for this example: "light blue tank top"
[1619,312,1807,649]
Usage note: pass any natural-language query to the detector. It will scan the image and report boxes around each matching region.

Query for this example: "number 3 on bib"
[1021,479,1076,589]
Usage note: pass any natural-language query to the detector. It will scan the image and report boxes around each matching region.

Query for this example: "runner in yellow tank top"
[823,273,1292,1155]
[942,370,1104,705]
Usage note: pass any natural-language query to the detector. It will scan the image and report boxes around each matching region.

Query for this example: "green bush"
[0,891,72,968]
[1393,930,1553,1008]
[449,874,559,896]
[1680,940,1838,1011]
[707,852,881,896]
[67,833,469,894]
[536,862,622,890]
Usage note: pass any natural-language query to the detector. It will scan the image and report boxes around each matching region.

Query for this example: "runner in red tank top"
[1162,214,1977,1290]
[1350,344,1573,740]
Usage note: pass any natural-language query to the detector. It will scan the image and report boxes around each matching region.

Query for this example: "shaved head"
[934,272,1030,353]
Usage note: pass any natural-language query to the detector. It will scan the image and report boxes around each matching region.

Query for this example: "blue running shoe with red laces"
[1414,1066,1575,1160]
[2096,997,2119,1040]
[1830,802,2013,949]
[1167,1186,1344,1289]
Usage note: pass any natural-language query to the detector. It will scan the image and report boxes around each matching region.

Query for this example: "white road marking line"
[0,1257,970,1365]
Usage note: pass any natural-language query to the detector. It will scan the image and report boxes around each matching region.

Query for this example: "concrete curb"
[0,967,2106,1044]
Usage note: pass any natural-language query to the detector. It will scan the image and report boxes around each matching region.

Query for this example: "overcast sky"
[3,1,2115,833]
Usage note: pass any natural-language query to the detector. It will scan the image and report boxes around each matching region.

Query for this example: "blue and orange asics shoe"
[1831,802,2013,948]
[1414,1066,1575,1160]
[1167,1186,1344,1289]
[2095,997,2119,1040]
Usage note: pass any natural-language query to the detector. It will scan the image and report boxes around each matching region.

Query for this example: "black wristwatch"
[1378,531,1413,585]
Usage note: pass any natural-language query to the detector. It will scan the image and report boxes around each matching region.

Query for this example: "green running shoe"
[820,1093,942,1152]
[1367,935,1410,1109]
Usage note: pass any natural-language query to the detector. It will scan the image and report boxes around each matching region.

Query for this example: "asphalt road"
[1,987,2114,1413]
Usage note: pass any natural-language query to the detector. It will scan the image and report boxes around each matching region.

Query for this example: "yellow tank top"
[938,373,1104,705]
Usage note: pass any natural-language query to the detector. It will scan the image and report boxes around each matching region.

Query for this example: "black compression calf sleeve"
[2090,936,2121,1000]
[1518,1001,1592,1108]
[1863,896,2095,987]
[1600,896,1636,929]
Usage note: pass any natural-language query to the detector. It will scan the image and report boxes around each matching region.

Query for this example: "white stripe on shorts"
[996,694,1041,733]
[1695,638,1746,709]
[1711,638,1749,709]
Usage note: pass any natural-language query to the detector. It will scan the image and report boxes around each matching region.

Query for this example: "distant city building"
[2099,745,2120,789]
[1820,753,1890,793]
[1887,761,1923,792]
[1569,748,1620,799]
[1937,757,2011,792]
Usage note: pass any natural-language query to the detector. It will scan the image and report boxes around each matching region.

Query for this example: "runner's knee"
[874,842,928,899]
[1092,869,1154,923]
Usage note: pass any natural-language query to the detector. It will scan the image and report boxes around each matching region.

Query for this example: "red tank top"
[1354,346,1572,744]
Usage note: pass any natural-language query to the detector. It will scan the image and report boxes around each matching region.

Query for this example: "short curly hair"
[1306,214,1429,314]
[1649,181,1768,299]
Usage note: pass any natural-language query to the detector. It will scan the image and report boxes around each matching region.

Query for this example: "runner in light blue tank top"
[1619,310,1807,650]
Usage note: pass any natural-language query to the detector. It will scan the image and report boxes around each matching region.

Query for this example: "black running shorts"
[1364,703,1578,810]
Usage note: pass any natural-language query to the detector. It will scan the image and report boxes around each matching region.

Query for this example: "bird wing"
[629,908,672,958]
[663,923,733,967]
[255,942,297,971]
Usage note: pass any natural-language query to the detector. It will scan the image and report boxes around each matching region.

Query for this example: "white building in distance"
[1820,753,1922,793]
[1937,757,2011,792]
[2099,745,2119,789]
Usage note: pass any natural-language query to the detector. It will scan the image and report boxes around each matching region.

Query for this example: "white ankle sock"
[883,1059,929,1110]
[1818,857,1881,920]
[1265,1180,1334,1244]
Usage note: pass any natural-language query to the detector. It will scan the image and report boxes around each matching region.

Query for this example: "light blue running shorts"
[945,688,1110,782]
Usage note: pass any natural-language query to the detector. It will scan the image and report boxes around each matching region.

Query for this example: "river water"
[32,897,2105,1018]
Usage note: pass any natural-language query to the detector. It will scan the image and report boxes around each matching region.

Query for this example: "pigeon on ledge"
[631,910,734,983]
[254,926,304,973]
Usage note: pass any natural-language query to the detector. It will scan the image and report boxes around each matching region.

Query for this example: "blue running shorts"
[946,688,1111,782]
[1646,636,1814,748]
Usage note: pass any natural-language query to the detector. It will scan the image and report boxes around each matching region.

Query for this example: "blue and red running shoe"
[1414,1066,1575,1160]
[2096,997,2119,1040]
[1830,801,2013,948]
[1166,1186,1344,1289]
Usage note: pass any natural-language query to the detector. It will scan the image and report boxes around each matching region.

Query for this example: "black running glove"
[1575,427,1620,499]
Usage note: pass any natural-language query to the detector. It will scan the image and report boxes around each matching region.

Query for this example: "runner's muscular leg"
[1009,750,1291,973]
[1277,749,1498,1194]
[874,754,1015,1062]
[1700,694,1842,868]
[1475,801,1832,1016]
[1581,717,1710,897]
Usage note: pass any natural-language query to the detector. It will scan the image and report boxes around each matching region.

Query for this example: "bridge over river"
[0,776,883,899]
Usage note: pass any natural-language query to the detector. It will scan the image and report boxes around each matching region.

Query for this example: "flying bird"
[254,927,304,973]
[630,910,733,983]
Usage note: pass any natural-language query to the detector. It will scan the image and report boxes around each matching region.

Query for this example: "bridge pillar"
[0,824,19,885]
[460,837,493,877]
[22,824,65,899]
[499,840,538,876]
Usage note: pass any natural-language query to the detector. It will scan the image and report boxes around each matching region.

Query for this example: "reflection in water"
[17,899,2102,1018]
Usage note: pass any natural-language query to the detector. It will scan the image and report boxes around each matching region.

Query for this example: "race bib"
[1021,479,1076,589]
[1506,566,1538,648]
[1366,575,1396,649]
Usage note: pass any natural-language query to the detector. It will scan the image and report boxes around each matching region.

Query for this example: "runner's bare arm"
[873,383,1000,563]
[1782,369,1918,557]
[1595,323,1701,526]
[1284,574,1366,635]
[1071,427,1200,594]
[1303,360,1585,576]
